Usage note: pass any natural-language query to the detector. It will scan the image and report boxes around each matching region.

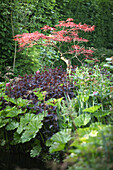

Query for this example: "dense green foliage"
[64,0,113,49]
[0,0,65,79]
[0,1,14,79]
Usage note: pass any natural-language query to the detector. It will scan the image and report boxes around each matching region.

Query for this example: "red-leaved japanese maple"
[14,18,96,68]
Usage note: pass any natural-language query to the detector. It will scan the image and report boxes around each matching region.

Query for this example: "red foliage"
[14,18,95,62]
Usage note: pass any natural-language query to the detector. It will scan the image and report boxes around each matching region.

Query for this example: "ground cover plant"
[0,18,113,169]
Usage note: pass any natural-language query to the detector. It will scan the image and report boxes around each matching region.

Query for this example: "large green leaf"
[20,113,46,143]
[50,129,72,144]
[49,142,65,153]
[17,113,36,134]
[93,110,112,118]
[70,124,113,157]
[74,113,91,127]
[6,120,19,131]
[21,118,43,143]
[82,105,102,113]
[4,97,17,105]
[4,106,14,112]
[30,143,42,157]
[48,129,72,153]
[14,112,46,144]
[16,98,30,107]
[0,118,10,128]
[13,132,22,144]
[71,123,110,148]
[6,106,22,117]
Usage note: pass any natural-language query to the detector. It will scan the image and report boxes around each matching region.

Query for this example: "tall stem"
[11,5,17,72]
[13,41,17,71]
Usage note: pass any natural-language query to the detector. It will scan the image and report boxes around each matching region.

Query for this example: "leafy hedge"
[0,1,14,79]
[63,0,113,49]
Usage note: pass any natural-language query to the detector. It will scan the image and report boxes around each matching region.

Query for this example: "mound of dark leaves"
[6,66,76,106]
[4,67,77,140]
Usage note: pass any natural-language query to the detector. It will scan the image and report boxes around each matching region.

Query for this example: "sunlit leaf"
[48,129,72,153]
[50,129,72,144]
[21,113,45,143]
[49,142,65,153]
[4,96,17,104]
[17,113,35,134]
[6,121,19,131]
[74,113,91,127]
[0,119,10,128]
[16,98,30,107]
[93,110,112,118]
[21,121,42,143]
[6,107,22,117]
[82,105,102,113]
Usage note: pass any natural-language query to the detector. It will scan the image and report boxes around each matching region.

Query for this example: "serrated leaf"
[21,121,42,143]
[49,142,65,153]
[51,129,72,144]
[74,113,91,127]
[4,106,13,112]
[16,98,29,107]
[82,105,102,113]
[6,106,22,117]
[17,113,36,134]
[0,119,10,128]
[30,144,42,157]
[4,97,17,104]
[6,121,19,131]
[21,114,45,143]
[13,132,22,144]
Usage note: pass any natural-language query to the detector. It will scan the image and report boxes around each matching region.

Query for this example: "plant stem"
[11,5,17,72]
